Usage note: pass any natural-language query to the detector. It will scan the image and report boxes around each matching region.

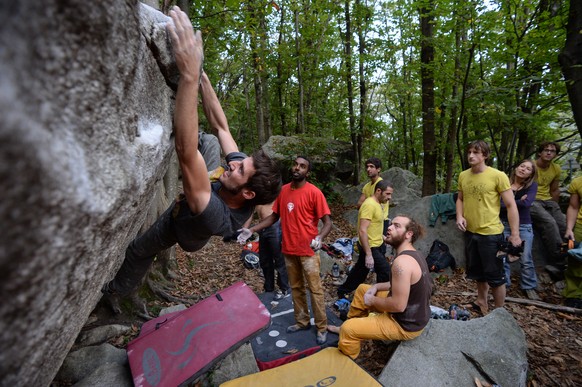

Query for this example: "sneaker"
[101,283,122,315]
[274,289,290,300]
[101,292,122,315]
[316,331,327,345]
[523,289,540,301]
[286,324,310,333]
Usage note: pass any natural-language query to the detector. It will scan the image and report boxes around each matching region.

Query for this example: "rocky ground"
[95,202,582,386]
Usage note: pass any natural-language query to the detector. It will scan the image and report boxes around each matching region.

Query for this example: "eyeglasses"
[543,149,557,153]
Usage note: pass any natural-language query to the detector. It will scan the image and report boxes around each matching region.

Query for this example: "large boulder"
[0,2,177,385]
[379,308,528,386]
[336,168,464,267]
[394,195,465,268]
[262,135,355,183]
[380,167,422,206]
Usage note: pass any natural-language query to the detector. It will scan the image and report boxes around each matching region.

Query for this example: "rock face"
[0,2,177,385]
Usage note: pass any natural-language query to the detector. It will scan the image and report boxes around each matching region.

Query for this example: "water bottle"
[332,262,340,278]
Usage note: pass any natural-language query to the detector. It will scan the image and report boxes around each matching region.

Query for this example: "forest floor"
[101,202,582,386]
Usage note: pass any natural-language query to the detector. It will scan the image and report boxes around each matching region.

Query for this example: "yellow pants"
[339,284,423,359]
[284,254,327,332]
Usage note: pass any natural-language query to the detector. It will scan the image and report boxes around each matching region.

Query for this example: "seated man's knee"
[340,319,358,339]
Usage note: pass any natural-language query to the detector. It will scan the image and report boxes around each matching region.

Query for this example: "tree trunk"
[356,0,366,181]
[513,0,560,163]
[559,0,582,138]
[260,8,272,141]
[456,45,475,171]
[276,5,287,136]
[344,1,358,184]
[294,9,305,134]
[420,3,436,196]
[444,23,461,193]
[248,1,269,145]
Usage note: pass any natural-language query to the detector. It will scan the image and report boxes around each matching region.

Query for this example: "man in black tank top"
[327,216,433,359]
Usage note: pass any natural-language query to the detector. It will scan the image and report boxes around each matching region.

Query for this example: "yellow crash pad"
[221,347,381,387]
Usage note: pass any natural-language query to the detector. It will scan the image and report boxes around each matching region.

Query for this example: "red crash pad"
[127,281,270,387]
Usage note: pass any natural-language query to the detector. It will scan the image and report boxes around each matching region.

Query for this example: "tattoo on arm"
[393,263,403,277]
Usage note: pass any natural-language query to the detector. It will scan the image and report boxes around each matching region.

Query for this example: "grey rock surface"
[0,2,177,385]
[379,308,528,387]
[57,343,128,384]
[73,362,133,387]
[207,343,260,386]
[159,303,187,316]
[76,325,133,348]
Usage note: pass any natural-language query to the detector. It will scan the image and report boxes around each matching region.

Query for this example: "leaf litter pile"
[118,202,582,386]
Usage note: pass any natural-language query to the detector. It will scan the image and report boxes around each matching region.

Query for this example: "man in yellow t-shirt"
[338,180,393,300]
[357,158,383,208]
[357,157,390,252]
[531,141,567,270]
[456,140,522,313]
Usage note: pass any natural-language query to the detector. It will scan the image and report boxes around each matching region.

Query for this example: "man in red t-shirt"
[239,156,332,345]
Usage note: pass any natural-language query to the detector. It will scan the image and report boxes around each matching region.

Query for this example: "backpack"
[426,239,456,272]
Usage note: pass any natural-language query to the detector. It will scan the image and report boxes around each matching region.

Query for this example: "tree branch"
[435,291,582,315]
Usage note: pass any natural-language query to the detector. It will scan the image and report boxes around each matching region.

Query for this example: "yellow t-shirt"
[362,177,382,197]
[458,166,510,235]
[535,162,561,200]
[357,197,385,247]
[568,176,582,226]
[361,177,389,220]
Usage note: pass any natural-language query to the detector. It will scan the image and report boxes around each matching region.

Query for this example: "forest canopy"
[166,0,579,193]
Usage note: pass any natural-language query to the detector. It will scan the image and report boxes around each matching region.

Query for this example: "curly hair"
[296,155,313,171]
[244,149,282,206]
[536,141,561,156]
[400,215,425,244]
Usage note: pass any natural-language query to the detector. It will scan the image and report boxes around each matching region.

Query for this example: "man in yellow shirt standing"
[456,140,522,314]
[357,158,384,208]
[357,157,390,254]
[337,180,393,301]
[531,141,567,272]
